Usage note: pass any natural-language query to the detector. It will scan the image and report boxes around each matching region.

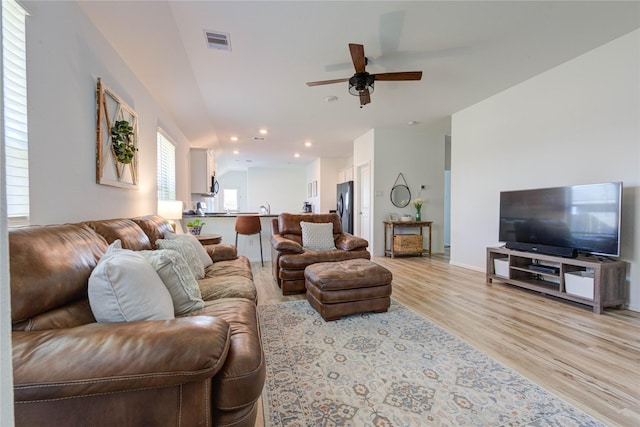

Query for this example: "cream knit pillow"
[300,222,336,251]
[139,249,204,315]
[164,232,213,268]
[156,238,205,279]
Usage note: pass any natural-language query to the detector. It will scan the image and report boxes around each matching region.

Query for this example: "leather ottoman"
[304,259,392,321]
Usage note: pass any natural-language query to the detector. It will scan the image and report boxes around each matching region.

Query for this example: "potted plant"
[110,120,137,164]
[186,219,205,235]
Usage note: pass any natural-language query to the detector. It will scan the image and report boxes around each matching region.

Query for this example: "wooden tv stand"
[486,246,627,314]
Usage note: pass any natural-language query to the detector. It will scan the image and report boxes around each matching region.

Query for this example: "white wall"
[216,170,248,212]
[354,129,375,243]
[247,167,306,214]
[26,1,192,224]
[319,158,340,213]
[307,157,346,214]
[451,30,640,311]
[306,158,321,213]
[369,121,449,256]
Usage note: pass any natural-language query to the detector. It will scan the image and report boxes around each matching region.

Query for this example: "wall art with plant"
[96,78,139,189]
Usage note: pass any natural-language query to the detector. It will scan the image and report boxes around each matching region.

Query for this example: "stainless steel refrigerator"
[337,181,354,234]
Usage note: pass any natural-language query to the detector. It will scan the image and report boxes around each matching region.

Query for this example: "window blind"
[2,0,28,222]
[157,130,176,200]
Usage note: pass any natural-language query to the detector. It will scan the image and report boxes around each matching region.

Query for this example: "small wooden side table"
[195,234,222,245]
[383,221,432,258]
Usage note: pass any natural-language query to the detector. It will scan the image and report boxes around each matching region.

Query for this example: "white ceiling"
[78,1,640,172]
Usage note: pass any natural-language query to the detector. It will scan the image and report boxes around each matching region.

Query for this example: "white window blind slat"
[157,131,176,201]
[3,0,29,223]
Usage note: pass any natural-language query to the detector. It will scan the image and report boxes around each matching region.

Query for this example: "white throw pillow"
[156,237,205,279]
[88,241,175,322]
[165,231,213,268]
[300,221,336,251]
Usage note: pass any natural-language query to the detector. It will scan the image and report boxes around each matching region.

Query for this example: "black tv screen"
[499,182,622,257]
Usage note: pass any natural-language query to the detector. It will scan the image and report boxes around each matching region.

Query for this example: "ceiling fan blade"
[372,71,423,81]
[349,43,366,73]
[306,78,350,87]
[359,91,371,106]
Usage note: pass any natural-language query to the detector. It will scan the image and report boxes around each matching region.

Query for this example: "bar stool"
[234,215,263,266]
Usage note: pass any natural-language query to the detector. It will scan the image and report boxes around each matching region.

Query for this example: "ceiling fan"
[306,43,422,107]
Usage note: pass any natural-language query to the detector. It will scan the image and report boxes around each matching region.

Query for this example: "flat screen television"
[499,182,622,258]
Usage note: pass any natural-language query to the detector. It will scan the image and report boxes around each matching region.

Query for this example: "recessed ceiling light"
[259,129,268,135]
[294,153,300,158]
[408,120,419,126]
[233,150,239,154]
[230,136,238,141]
[304,141,312,147]
[325,96,338,103]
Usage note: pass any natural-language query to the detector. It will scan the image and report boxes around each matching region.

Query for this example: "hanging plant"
[111,120,137,164]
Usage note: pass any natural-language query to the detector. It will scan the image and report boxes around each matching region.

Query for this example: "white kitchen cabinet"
[337,166,353,183]
[190,148,215,194]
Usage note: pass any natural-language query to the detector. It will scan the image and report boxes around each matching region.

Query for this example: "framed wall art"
[96,78,139,189]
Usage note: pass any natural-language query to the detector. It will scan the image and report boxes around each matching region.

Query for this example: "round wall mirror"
[390,185,411,208]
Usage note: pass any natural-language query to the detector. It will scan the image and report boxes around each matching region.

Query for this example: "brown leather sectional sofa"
[9,215,264,427]
[270,213,371,294]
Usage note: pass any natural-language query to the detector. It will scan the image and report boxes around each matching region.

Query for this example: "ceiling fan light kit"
[306,43,423,107]
[348,73,375,96]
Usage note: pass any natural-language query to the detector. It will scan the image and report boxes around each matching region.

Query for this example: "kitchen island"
[182,213,278,263]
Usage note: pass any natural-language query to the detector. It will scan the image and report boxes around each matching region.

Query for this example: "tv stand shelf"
[486,247,627,314]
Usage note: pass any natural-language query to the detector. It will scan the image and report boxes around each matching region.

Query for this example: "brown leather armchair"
[270,212,370,294]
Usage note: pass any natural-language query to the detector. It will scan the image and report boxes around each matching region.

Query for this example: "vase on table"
[415,208,421,221]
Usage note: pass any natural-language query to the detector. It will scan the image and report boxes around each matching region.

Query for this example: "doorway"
[357,162,371,243]
[444,135,451,252]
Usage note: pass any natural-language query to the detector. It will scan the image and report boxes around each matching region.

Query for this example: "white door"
[358,163,371,242]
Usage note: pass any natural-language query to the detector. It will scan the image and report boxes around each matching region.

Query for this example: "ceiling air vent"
[205,30,231,51]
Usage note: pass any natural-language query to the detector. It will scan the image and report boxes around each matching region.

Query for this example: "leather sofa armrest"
[271,234,304,254]
[335,233,369,251]
[205,243,237,262]
[13,316,231,402]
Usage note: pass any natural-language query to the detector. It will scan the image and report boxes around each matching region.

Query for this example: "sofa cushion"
[205,244,238,262]
[165,231,213,267]
[205,256,254,281]
[139,249,204,315]
[278,213,343,236]
[157,237,205,280]
[200,257,256,303]
[84,218,152,251]
[9,223,107,326]
[300,221,336,251]
[88,241,174,322]
[132,214,174,250]
[199,276,257,302]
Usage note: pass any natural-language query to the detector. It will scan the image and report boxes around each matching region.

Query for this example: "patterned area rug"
[258,300,603,427]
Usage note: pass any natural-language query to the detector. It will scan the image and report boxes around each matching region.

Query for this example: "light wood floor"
[252,254,640,427]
